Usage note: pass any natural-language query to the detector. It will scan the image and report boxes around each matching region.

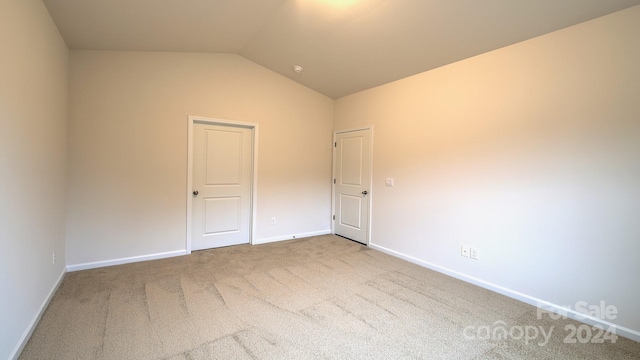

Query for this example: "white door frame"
[332,125,373,245]
[186,115,259,253]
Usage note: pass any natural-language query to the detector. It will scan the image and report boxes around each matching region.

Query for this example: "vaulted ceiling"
[43,0,640,98]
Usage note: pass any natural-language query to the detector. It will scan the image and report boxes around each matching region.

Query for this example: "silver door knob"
[362,190,368,196]
[193,190,199,196]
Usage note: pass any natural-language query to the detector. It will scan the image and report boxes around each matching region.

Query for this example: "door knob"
[193,190,199,196]
[362,190,368,196]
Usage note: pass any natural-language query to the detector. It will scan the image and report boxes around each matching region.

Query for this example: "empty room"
[2,0,640,359]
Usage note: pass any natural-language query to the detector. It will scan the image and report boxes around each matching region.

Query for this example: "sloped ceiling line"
[43,0,640,98]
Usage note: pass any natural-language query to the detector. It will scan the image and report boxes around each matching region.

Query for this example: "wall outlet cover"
[461,245,470,257]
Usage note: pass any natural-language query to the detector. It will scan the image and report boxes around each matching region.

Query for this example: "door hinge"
[334,142,337,147]
[333,215,335,220]
[333,179,336,184]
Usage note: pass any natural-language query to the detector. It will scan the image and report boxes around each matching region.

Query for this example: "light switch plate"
[385,178,394,187]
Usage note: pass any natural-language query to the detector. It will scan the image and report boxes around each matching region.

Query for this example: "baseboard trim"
[253,229,332,245]
[66,249,187,272]
[369,242,640,343]
[11,267,66,360]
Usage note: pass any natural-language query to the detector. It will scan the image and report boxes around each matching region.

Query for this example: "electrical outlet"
[461,245,470,257]
[270,217,276,225]
[52,251,56,264]
[470,248,479,260]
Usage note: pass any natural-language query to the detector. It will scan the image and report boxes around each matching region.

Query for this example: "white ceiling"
[43,0,640,99]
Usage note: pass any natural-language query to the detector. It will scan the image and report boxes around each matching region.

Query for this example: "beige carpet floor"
[20,235,640,359]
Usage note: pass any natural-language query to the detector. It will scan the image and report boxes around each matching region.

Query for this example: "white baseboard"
[67,231,334,271]
[11,267,66,360]
[369,242,640,343]
[253,229,332,245]
[66,249,187,272]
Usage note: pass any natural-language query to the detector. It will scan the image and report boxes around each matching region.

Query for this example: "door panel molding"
[332,126,373,245]
[187,116,259,253]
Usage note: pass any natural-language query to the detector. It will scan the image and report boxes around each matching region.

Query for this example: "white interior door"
[192,123,252,250]
[334,129,371,244]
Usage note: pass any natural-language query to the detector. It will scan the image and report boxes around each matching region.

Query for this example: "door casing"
[187,115,259,253]
[332,126,373,245]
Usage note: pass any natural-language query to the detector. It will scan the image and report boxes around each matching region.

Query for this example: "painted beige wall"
[67,51,334,266]
[335,6,640,336]
[0,1,69,358]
